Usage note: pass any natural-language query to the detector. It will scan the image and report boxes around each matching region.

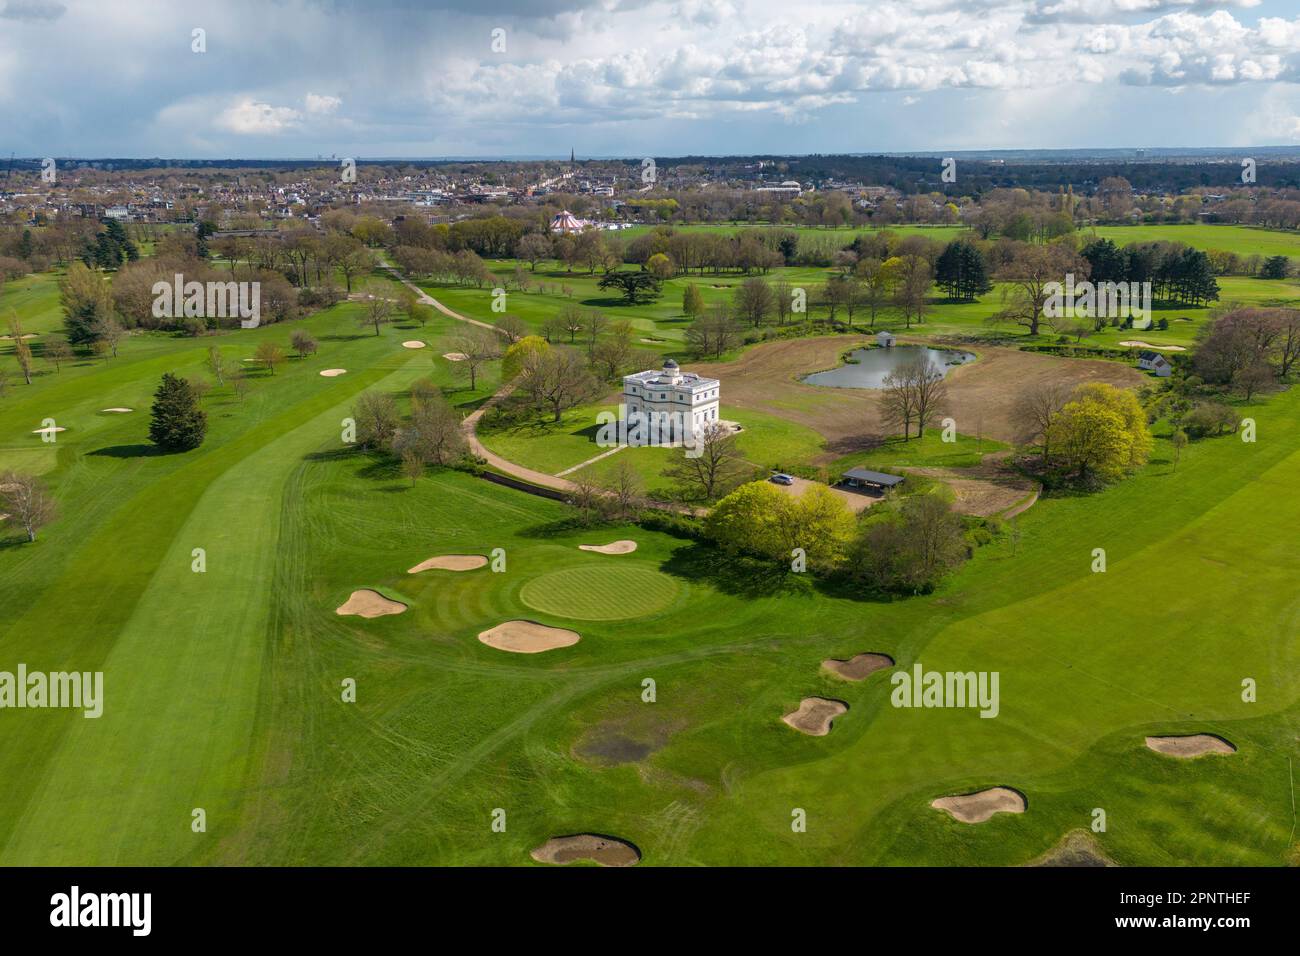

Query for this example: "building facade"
[621,359,721,445]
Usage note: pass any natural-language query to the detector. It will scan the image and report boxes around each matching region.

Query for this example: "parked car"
[770,473,795,486]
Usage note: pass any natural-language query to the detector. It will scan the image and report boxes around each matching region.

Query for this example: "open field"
[2,224,1298,868]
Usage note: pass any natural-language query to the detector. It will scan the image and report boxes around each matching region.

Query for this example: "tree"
[358,283,395,336]
[662,422,747,501]
[496,314,527,343]
[848,495,966,594]
[682,283,705,319]
[207,345,227,385]
[1015,380,1070,460]
[1046,382,1152,483]
[934,240,991,301]
[686,304,741,359]
[91,316,125,357]
[646,252,674,280]
[148,373,207,451]
[1171,428,1188,471]
[995,242,1084,336]
[8,314,34,385]
[400,449,424,486]
[516,233,552,271]
[290,329,318,360]
[602,458,644,521]
[1232,361,1275,401]
[733,277,776,328]
[516,345,597,422]
[452,328,502,391]
[0,471,57,542]
[255,341,286,374]
[598,270,661,305]
[591,321,635,380]
[230,367,250,403]
[59,261,114,345]
[502,335,550,382]
[43,338,73,372]
[881,357,946,439]
[353,391,399,449]
[393,389,465,467]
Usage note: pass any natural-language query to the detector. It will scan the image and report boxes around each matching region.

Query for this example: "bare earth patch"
[319,368,347,377]
[1028,830,1116,867]
[335,589,407,618]
[693,337,1142,454]
[931,787,1027,823]
[578,540,638,555]
[101,407,133,413]
[407,554,488,573]
[782,697,848,736]
[1145,734,1236,758]
[401,340,426,349]
[479,620,580,654]
[442,352,467,362]
[822,652,894,681]
[907,454,1039,517]
[774,476,876,513]
[530,834,640,867]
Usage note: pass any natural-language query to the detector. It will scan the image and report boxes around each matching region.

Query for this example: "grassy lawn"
[1,229,1298,867]
[826,430,1009,474]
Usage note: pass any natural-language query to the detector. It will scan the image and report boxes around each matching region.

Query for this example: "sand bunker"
[782,697,848,736]
[319,368,347,377]
[822,652,894,681]
[442,352,467,362]
[1145,734,1236,758]
[335,589,407,618]
[931,787,1026,824]
[1120,341,1187,351]
[31,426,66,434]
[530,834,640,867]
[407,554,487,573]
[401,340,426,349]
[101,407,133,413]
[578,540,638,555]
[478,620,580,654]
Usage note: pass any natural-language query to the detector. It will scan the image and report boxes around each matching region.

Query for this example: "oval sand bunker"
[479,620,580,654]
[782,697,848,736]
[578,540,638,555]
[442,352,467,362]
[336,589,407,618]
[402,340,426,349]
[530,834,640,867]
[931,787,1026,824]
[101,407,134,413]
[319,368,347,377]
[822,652,894,681]
[1145,734,1236,758]
[32,426,66,434]
[408,554,487,573]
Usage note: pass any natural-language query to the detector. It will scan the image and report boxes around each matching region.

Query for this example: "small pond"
[801,345,976,389]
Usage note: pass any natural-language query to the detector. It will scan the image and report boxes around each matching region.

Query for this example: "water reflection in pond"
[801,345,976,389]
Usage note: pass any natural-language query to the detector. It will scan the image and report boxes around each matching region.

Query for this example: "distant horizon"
[14,145,1300,165]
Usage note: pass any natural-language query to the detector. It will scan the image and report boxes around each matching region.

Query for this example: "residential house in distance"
[1137,350,1173,377]
[622,358,721,445]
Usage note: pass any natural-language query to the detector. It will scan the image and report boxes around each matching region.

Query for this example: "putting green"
[519,564,685,621]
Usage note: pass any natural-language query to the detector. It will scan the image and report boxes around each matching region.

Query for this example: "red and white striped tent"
[549,210,589,234]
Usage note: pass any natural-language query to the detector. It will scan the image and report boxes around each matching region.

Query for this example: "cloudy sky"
[3,0,1300,158]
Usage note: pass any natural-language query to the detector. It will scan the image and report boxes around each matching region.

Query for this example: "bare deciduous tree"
[0,471,57,542]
